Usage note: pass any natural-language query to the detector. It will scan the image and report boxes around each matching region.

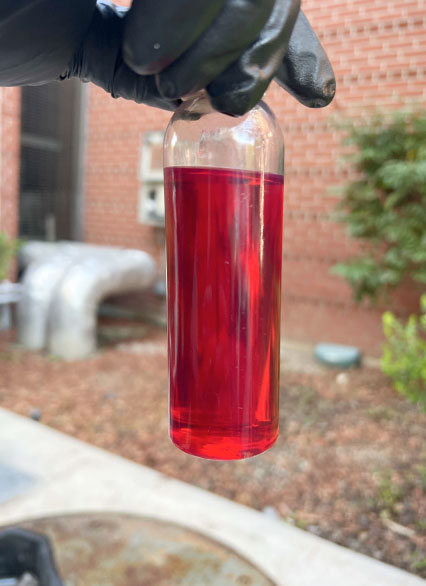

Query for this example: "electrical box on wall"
[139,131,165,226]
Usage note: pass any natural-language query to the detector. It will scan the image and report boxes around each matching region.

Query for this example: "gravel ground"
[1,325,425,578]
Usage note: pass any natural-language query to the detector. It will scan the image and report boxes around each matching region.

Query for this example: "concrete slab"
[0,408,423,586]
[0,461,37,505]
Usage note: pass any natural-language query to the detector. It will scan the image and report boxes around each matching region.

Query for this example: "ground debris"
[1,326,425,579]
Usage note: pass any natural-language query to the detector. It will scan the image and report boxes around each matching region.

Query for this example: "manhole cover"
[15,514,275,586]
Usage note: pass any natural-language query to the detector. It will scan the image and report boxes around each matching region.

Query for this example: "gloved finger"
[123,0,226,75]
[275,11,336,107]
[156,0,277,101]
[207,0,300,116]
[112,62,182,110]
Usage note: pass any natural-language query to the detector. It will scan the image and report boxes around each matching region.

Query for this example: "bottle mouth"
[181,89,209,102]
[177,91,270,122]
[178,91,212,121]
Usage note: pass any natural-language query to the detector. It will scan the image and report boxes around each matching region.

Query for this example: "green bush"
[331,110,426,303]
[0,232,19,281]
[382,295,426,411]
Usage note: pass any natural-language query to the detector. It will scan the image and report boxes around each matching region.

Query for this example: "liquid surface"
[164,166,284,459]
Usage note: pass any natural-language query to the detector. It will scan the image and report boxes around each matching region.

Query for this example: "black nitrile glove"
[0,0,335,115]
[0,0,178,111]
[124,0,336,115]
[63,2,181,111]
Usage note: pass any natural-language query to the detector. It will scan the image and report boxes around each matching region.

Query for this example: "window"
[19,80,82,240]
[138,131,165,227]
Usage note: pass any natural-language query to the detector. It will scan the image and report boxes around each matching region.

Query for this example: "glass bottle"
[163,94,284,460]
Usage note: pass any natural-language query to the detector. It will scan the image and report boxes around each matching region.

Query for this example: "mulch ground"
[1,325,425,578]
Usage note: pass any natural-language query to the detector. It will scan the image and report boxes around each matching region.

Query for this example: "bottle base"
[169,426,278,460]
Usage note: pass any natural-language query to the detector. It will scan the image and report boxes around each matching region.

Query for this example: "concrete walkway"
[0,408,423,586]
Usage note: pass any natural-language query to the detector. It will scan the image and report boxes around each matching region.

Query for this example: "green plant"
[0,232,19,281]
[382,295,426,410]
[411,551,426,573]
[416,518,426,533]
[287,513,309,530]
[417,464,426,493]
[331,110,426,303]
[366,405,397,422]
[375,471,403,513]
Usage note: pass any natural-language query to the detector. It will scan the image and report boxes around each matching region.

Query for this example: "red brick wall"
[84,0,426,355]
[85,88,169,255]
[0,87,21,242]
[269,0,426,354]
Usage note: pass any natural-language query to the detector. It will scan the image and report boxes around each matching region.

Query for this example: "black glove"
[0,0,175,110]
[123,0,336,115]
[63,1,181,111]
[0,0,335,115]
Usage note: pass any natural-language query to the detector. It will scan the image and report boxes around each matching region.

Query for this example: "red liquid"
[164,166,284,460]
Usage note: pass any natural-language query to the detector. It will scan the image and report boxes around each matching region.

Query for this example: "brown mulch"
[1,326,425,578]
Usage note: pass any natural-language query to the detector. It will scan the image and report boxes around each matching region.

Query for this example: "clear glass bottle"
[163,94,284,460]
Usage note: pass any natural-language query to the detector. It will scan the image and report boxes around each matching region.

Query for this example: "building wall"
[84,88,170,265]
[272,0,426,354]
[0,87,21,242]
[84,0,426,355]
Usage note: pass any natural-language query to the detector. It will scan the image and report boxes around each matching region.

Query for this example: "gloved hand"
[63,1,182,111]
[123,0,336,115]
[69,0,336,114]
[0,0,335,115]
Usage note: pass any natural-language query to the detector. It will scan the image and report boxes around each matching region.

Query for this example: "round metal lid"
[18,514,275,586]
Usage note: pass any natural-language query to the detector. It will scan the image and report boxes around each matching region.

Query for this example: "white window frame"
[138,131,165,226]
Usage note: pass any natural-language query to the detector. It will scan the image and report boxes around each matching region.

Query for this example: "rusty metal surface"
[16,514,275,586]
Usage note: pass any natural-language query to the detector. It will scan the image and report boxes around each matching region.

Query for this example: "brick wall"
[84,86,170,279]
[0,87,21,242]
[84,0,426,355]
[269,0,426,354]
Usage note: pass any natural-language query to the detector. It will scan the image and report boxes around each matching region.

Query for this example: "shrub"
[382,295,426,411]
[0,232,19,281]
[331,110,426,303]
